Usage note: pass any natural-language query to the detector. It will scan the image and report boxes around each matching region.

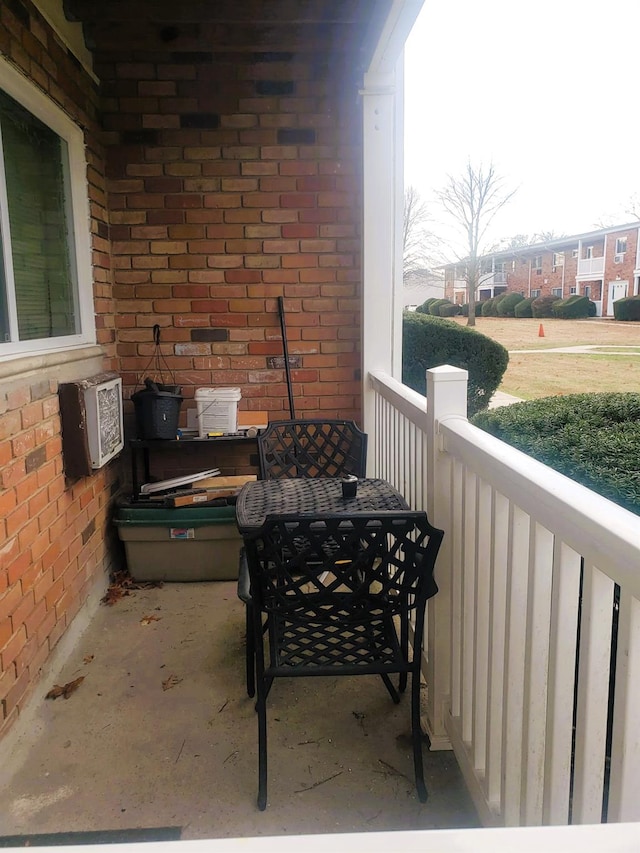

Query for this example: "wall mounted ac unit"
[59,372,124,478]
[614,253,624,263]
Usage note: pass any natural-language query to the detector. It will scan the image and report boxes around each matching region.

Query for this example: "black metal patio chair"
[257,418,368,480]
[240,419,368,695]
[240,509,443,809]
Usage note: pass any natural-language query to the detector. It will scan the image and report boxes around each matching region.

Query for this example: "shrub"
[429,299,452,316]
[532,295,560,318]
[514,297,534,318]
[440,302,460,317]
[480,297,497,316]
[402,311,509,417]
[416,298,438,315]
[459,303,469,316]
[613,296,640,321]
[472,393,640,516]
[551,294,592,319]
[496,292,525,317]
[588,299,597,317]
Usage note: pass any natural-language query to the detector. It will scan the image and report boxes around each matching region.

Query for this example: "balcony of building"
[576,257,605,279]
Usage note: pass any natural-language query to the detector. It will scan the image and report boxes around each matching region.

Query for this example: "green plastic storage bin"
[114,504,241,582]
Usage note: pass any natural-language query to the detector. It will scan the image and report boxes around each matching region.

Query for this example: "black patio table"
[235,476,410,533]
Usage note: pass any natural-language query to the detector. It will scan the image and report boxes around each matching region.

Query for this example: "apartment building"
[444,222,640,317]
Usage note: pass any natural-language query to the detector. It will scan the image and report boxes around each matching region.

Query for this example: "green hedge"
[472,393,640,516]
[402,311,509,417]
[514,297,534,318]
[496,292,525,317]
[416,298,438,315]
[532,295,560,318]
[613,296,640,321]
[429,298,451,316]
[480,297,499,316]
[551,294,591,319]
[440,302,460,317]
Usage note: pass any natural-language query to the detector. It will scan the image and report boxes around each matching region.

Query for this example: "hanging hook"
[153,324,161,346]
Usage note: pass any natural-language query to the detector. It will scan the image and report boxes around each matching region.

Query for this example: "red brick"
[1,625,26,669]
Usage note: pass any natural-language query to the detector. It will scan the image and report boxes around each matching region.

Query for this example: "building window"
[552,252,564,271]
[615,237,627,255]
[0,57,93,358]
[572,248,578,258]
[584,285,591,297]
[532,255,542,270]
[570,286,577,294]
[614,237,627,262]
[585,246,594,259]
[552,287,562,297]
[531,289,541,298]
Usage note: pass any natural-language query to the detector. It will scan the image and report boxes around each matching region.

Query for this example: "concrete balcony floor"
[0,582,478,841]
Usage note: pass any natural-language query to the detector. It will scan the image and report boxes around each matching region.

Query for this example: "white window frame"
[531,289,541,298]
[585,245,594,259]
[572,248,578,258]
[0,55,94,360]
[551,287,562,297]
[614,237,627,261]
[552,252,564,271]
[532,255,542,270]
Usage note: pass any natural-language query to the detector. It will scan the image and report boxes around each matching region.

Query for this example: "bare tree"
[403,185,435,281]
[625,193,640,221]
[532,229,566,244]
[435,161,516,326]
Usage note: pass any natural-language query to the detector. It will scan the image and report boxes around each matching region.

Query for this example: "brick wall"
[0,0,118,737]
[100,49,364,427]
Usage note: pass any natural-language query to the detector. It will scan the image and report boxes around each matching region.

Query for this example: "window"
[532,255,542,270]
[614,236,627,262]
[584,285,591,297]
[531,289,541,298]
[570,286,577,294]
[552,287,562,297]
[572,248,578,258]
[585,246,594,259]
[552,252,564,271]
[0,57,93,358]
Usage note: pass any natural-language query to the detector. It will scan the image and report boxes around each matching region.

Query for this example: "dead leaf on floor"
[45,676,85,700]
[162,674,182,691]
[101,570,163,606]
[83,655,94,664]
[140,614,161,625]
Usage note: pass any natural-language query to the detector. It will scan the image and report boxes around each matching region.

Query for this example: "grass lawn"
[451,317,640,398]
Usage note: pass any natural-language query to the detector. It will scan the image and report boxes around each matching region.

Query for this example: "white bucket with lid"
[195,387,242,436]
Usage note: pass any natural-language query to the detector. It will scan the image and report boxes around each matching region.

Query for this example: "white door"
[607,280,628,316]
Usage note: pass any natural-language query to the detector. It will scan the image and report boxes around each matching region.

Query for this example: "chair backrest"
[257,419,368,480]
[244,511,442,621]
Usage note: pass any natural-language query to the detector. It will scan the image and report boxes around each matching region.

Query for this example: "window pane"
[0,89,77,341]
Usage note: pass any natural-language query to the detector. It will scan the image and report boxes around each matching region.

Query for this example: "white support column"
[424,365,469,749]
[361,61,404,471]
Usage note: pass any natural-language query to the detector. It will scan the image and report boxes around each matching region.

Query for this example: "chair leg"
[411,669,428,802]
[399,609,409,693]
[379,672,401,704]
[245,603,255,698]
[256,688,268,810]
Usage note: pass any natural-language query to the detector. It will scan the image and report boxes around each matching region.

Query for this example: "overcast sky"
[404,0,640,249]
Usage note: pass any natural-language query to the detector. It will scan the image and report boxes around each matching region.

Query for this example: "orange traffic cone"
[538,324,545,337]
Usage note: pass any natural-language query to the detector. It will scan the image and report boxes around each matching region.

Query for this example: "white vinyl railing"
[369,371,428,511]
[577,257,605,277]
[367,365,640,828]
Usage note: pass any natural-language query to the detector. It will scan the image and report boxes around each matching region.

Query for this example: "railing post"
[424,365,469,749]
